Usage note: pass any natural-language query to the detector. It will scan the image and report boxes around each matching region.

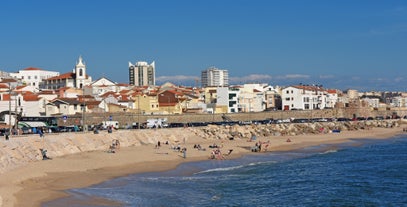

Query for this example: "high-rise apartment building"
[128,61,155,86]
[201,67,229,87]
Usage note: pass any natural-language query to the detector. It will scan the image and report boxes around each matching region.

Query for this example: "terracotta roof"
[23,67,43,71]
[0,84,9,89]
[15,85,26,90]
[23,94,40,101]
[100,91,118,98]
[2,94,11,101]
[327,89,337,94]
[117,83,130,86]
[46,72,75,80]
[38,90,57,95]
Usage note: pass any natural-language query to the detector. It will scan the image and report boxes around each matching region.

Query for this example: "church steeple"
[75,55,87,88]
[76,55,85,67]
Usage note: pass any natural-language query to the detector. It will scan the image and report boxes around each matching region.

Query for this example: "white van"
[101,121,119,129]
[146,118,168,128]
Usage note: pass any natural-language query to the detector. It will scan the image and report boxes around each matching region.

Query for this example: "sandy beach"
[0,126,405,207]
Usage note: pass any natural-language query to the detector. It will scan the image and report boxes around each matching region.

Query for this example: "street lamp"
[137,95,140,129]
[8,83,12,136]
[82,87,86,132]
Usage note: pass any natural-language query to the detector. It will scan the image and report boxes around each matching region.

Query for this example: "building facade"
[128,61,155,86]
[9,67,59,91]
[201,67,229,87]
[281,85,328,111]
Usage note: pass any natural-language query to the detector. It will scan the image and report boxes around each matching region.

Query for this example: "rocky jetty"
[0,119,401,174]
[190,120,401,140]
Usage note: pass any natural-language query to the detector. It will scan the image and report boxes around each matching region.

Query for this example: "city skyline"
[1,0,407,91]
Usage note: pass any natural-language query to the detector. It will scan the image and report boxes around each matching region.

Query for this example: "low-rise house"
[46,98,85,116]
[281,85,327,110]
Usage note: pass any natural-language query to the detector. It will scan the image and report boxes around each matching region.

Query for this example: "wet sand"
[0,127,404,207]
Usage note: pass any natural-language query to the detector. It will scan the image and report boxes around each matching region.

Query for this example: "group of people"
[193,144,205,151]
[251,140,270,152]
[107,139,120,153]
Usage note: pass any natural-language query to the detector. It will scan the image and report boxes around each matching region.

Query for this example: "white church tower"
[75,56,87,89]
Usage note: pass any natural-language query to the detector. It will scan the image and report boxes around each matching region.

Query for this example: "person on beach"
[181,147,187,158]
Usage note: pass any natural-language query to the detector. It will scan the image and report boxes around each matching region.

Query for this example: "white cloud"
[319,75,334,79]
[394,77,404,82]
[229,74,272,83]
[275,74,310,79]
[156,75,199,82]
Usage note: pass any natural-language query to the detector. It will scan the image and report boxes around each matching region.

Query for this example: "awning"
[18,121,47,128]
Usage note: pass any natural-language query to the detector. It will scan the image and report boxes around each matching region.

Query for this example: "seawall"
[0,119,403,174]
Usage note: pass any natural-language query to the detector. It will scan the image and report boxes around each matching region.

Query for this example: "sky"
[1,0,407,91]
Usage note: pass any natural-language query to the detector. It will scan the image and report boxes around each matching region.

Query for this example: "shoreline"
[0,126,405,207]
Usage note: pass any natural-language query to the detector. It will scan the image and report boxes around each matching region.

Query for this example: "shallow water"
[44,135,407,207]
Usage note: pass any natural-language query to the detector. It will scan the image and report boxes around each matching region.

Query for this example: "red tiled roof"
[23,94,40,101]
[38,90,57,95]
[46,72,75,80]
[327,89,337,94]
[23,67,43,71]
[2,94,11,101]
[0,84,9,89]
[16,85,26,90]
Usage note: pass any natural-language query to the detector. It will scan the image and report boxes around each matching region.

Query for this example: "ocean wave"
[195,160,277,175]
[319,149,338,154]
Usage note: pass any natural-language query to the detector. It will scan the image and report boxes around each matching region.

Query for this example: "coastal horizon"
[45,135,407,207]
[0,124,405,207]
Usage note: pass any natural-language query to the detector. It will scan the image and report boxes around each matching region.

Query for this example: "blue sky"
[1,0,407,91]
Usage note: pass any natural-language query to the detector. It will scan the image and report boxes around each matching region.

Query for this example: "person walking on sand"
[182,147,187,158]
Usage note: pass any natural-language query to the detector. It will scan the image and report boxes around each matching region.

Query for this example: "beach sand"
[0,126,404,207]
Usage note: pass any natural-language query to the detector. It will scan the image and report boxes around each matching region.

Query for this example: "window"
[28,76,31,80]
[79,69,83,76]
[291,97,294,101]
[285,97,290,101]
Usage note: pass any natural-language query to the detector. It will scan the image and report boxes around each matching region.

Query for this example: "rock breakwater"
[0,120,401,174]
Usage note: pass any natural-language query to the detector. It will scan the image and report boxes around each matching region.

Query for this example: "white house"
[217,86,240,113]
[281,85,328,110]
[238,84,266,112]
[46,98,84,116]
[9,67,59,92]
[89,77,118,96]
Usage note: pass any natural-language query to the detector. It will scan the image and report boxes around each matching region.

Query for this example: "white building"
[281,85,328,110]
[216,86,240,113]
[89,77,119,96]
[128,61,155,86]
[9,67,59,92]
[201,67,229,87]
[238,84,266,112]
[391,96,407,107]
[362,97,380,108]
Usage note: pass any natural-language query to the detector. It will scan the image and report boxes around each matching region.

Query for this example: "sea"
[44,135,407,207]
